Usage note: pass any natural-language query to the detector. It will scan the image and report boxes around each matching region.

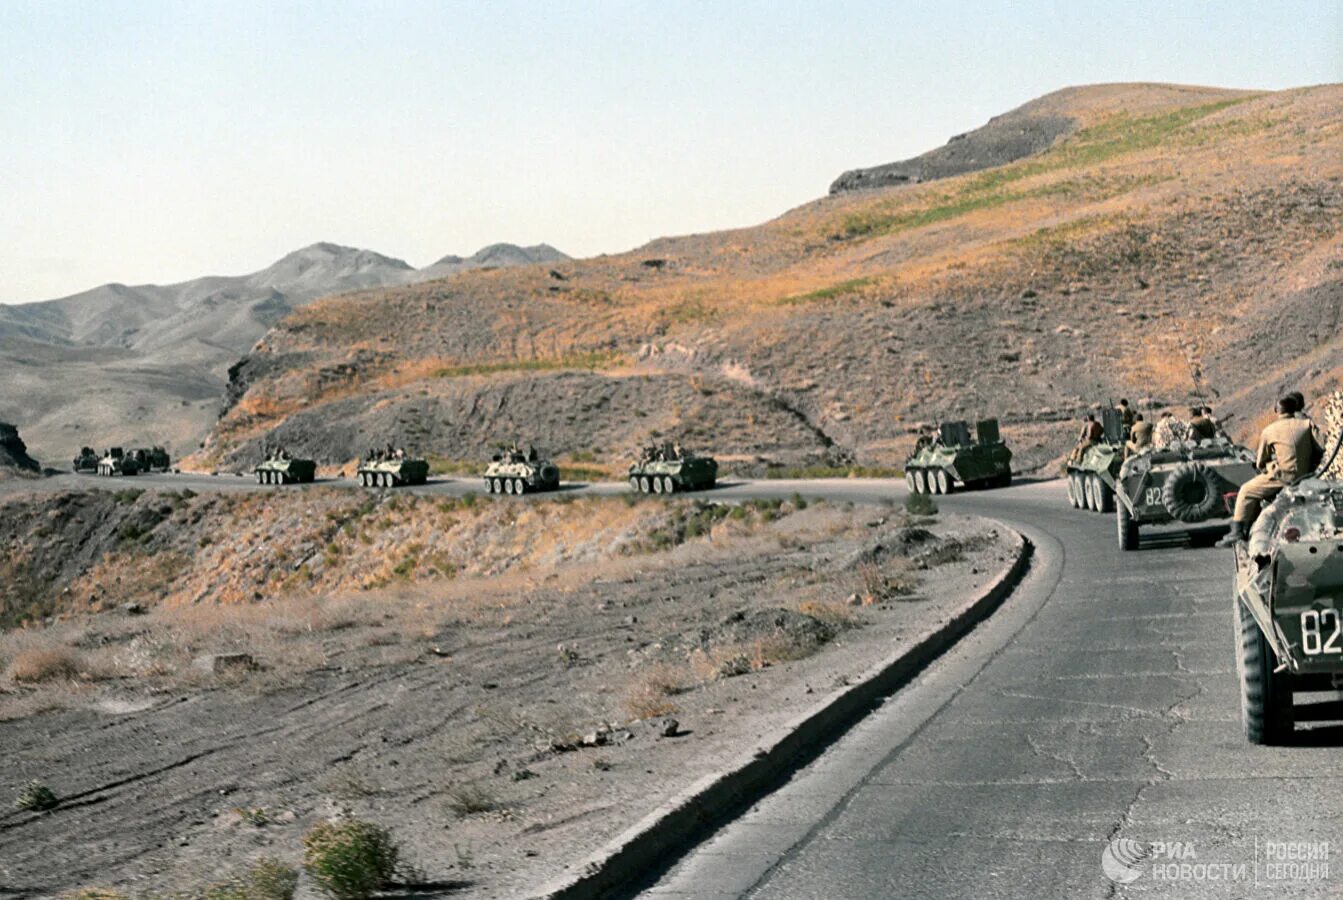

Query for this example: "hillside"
[0,242,568,465]
[191,83,1342,475]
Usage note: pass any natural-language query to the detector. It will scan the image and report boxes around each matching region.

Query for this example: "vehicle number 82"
[1300,609,1343,656]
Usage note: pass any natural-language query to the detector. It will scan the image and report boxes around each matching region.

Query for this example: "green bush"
[202,857,298,900]
[904,492,938,517]
[303,818,399,899]
[16,780,58,811]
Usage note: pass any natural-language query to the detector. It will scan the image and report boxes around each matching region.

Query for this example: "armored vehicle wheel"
[629,477,639,492]
[1067,473,1080,507]
[1116,501,1139,551]
[640,476,651,493]
[1163,462,1219,523]
[935,469,951,495]
[652,475,664,494]
[490,478,501,494]
[664,476,676,494]
[913,469,927,494]
[504,478,515,494]
[1236,595,1293,744]
[905,471,914,492]
[484,478,493,493]
[513,478,525,495]
[383,473,393,488]
[1096,478,1114,513]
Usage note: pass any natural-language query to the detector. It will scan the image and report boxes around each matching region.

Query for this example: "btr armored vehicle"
[905,419,1013,495]
[484,446,560,495]
[130,446,171,473]
[1113,435,1255,550]
[629,444,717,494]
[358,452,428,488]
[1067,407,1125,513]
[96,447,139,477]
[254,450,316,485]
[72,447,99,473]
[1232,476,1343,744]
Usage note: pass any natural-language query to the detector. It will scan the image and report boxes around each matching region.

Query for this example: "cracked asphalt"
[642,479,1343,899]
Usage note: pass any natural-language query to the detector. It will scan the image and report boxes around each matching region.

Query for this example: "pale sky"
[1,0,1338,304]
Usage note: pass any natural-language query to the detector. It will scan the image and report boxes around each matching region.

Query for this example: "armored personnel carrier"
[629,444,717,494]
[905,419,1013,495]
[130,446,171,473]
[484,446,560,495]
[1066,408,1125,512]
[254,450,316,485]
[1232,474,1343,744]
[357,452,428,488]
[72,447,99,473]
[1113,435,1255,550]
[96,447,140,477]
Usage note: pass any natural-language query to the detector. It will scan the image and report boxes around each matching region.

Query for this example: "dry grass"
[8,646,84,683]
[622,665,686,720]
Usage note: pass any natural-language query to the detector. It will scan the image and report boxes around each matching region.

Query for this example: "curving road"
[8,472,1343,897]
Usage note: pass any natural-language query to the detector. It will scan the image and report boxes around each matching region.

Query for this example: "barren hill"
[0,242,568,465]
[188,83,1341,474]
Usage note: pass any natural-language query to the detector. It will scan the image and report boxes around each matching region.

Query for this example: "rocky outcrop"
[0,423,40,475]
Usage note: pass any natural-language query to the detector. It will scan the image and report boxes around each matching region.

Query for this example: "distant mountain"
[0,241,569,464]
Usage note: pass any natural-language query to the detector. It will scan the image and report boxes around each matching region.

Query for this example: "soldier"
[1118,398,1136,429]
[672,442,684,460]
[1070,414,1103,463]
[1217,394,1324,547]
[1188,406,1217,441]
[1125,413,1153,455]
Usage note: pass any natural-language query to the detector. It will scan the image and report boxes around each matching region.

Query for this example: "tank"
[357,453,429,488]
[129,446,171,473]
[1231,476,1343,744]
[483,445,560,495]
[254,450,316,485]
[905,419,1013,495]
[72,447,99,473]
[96,447,140,477]
[628,444,717,494]
[1112,434,1256,551]
[1065,408,1125,512]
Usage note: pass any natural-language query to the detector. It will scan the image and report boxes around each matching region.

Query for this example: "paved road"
[641,480,1343,899]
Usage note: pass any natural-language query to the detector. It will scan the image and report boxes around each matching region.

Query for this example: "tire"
[652,475,664,494]
[1096,478,1115,513]
[257,471,264,484]
[1236,595,1293,744]
[491,478,502,494]
[629,477,640,492]
[1116,500,1139,551]
[640,476,651,494]
[485,478,494,494]
[514,478,525,495]
[663,476,675,494]
[936,469,951,495]
[905,471,915,492]
[913,469,927,494]
[1066,473,1080,508]
[504,478,515,495]
[1162,462,1220,523]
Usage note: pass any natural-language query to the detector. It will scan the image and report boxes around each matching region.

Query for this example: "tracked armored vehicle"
[72,447,99,473]
[1232,475,1343,744]
[905,419,1013,495]
[484,446,560,495]
[130,446,171,473]
[357,453,428,488]
[1113,435,1255,551]
[629,445,717,494]
[1066,408,1125,512]
[254,451,316,486]
[96,447,139,477]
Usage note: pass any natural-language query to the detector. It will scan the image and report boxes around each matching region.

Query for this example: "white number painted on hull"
[1144,487,1163,507]
[1301,609,1343,656]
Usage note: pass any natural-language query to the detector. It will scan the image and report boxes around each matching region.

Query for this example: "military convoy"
[1113,435,1256,551]
[95,447,139,477]
[72,447,99,473]
[358,451,428,488]
[130,446,171,473]
[484,445,560,495]
[905,419,1013,495]
[1066,408,1125,513]
[628,444,717,494]
[254,450,316,485]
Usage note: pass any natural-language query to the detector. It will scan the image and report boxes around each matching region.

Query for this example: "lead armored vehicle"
[254,450,316,485]
[905,419,1013,495]
[629,444,717,494]
[1066,408,1125,512]
[130,446,171,473]
[72,447,99,473]
[1113,434,1255,550]
[484,445,560,495]
[1232,475,1343,744]
[357,451,428,488]
[96,447,140,477]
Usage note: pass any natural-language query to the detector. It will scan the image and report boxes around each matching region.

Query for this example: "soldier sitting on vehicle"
[1188,406,1217,441]
[1217,394,1325,547]
[1153,410,1189,449]
[1124,414,1153,456]
[1070,414,1104,463]
[1118,398,1136,430]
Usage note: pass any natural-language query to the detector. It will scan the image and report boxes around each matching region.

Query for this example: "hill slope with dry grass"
[196,83,1343,476]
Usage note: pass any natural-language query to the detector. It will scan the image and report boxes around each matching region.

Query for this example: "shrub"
[202,857,299,900]
[16,780,58,811]
[9,647,82,683]
[445,783,497,817]
[904,491,938,516]
[303,818,400,899]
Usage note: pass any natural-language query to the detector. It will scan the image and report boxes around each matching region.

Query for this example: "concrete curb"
[534,527,1035,899]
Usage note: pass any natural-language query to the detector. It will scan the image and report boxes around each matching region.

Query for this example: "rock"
[0,423,41,474]
[121,602,146,616]
[658,718,681,738]
[845,592,863,607]
[192,653,257,674]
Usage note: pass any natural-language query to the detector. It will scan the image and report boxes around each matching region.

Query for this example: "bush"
[904,491,938,516]
[445,783,497,817]
[16,779,58,811]
[303,818,400,899]
[202,858,299,900]
[9,647,82,683]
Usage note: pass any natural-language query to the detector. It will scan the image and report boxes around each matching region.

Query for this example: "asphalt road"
[10,471,1342,897]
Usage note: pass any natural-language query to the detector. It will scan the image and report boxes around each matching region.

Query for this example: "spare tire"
[1162,462,1220,523]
